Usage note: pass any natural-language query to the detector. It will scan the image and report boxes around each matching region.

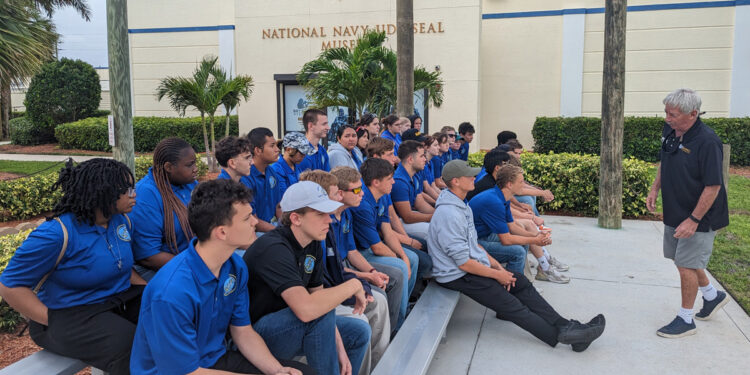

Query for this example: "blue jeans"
[477,233,528,274]
[406,243,433,280]
[360,247,418,328]
[254,308,338,375]
[336,316,371,375]
[515,195,540,216]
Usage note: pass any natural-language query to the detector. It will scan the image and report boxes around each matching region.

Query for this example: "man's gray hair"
[663,88,702,114]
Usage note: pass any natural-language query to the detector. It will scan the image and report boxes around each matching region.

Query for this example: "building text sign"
[262,22,445,50]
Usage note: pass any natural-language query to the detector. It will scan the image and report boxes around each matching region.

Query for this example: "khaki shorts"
[663,225,716,269]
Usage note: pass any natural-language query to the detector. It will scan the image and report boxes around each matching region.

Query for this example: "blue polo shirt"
[297,141,330,172]
[381,130,402,154]
[430,156,443,180]
[268,156,299,197]
[469,186,514,238]
[216,168,232,180]
[458,142,470,161]
[240,164,281,223]
[131,240,250,375]
[130,169,197,260]
[420,159,435,185]
[0,213,133,309]
[350,184,390,250]
[391,164,423,209]
[474,167,487,183]
[450,149,461,161]
[330,209,357,256]
[441,151,453,165]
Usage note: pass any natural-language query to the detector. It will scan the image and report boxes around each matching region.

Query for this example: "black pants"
[29,285,144,375]
[211,350,316,374]
[440,272,567,347]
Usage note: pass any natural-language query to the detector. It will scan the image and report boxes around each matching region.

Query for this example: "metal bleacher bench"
[0,349,106,375]
[371,282,460,375]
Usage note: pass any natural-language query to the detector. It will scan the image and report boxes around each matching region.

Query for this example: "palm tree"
[210,65,254,138]
[297,30,443,120]
[0,0,89,139]
[156,55,228,171]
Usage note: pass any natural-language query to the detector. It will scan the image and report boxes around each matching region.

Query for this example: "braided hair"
[152,137,195,253]
[51,158,134,226]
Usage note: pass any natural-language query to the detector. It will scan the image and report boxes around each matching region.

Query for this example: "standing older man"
[647,89,729,338]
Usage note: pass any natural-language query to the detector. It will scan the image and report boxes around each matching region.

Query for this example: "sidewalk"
[0,153,105,162]
[428,216,749,375]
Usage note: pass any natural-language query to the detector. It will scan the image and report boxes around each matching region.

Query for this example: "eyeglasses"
[343,186,363,195]
[661,129,682,154]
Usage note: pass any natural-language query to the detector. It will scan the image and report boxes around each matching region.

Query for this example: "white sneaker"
[535,267,570,284]
[549,256,569,272]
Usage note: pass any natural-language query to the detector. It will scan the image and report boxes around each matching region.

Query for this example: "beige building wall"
[10,68,111,112]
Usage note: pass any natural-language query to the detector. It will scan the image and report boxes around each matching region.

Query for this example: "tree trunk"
[209,114,218,172]
[224,107,231,138]
[200,113,212,169]
[396,0,414,117]
[598,0,627,229]
[0,79,10,141]
[106,0,135,173]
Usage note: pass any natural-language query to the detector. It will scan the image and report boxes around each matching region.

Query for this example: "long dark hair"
[152,137,194,253]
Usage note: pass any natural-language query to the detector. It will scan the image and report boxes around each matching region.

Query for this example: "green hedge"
[0,156,208,222]
[532,116,750,166]
[467,151,652,217]
[9,116,56,145]
[55,116,239,152]
[10,111,25,120]
[0,230,29,332]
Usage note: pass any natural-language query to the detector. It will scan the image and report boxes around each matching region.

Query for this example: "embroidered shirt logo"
[223,274,237,296]
[117,224,131,242]
[377,205,385,217]
[304,255,316,273]
[343,218,351,234]
[269,175,277,188]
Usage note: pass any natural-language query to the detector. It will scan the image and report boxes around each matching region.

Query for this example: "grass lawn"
[0,160,66,176]
[648,166,750,314]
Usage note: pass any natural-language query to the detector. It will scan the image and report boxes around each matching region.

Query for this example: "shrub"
[0,156,207,222]
[10,111,25,120]
[56,116,239,152]
[0,230,33,332]
[24,58,102,128]
[9,116,56,145]
[532,116,750,166]
[467,151,652,217]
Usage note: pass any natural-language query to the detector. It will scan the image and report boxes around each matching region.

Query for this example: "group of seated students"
[0,109,605,375]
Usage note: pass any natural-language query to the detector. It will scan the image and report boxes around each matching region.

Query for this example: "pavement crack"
[465,307,488,375]
[723,308,750,344]
[570,276,681,289]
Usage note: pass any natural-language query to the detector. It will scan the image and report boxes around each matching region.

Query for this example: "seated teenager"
[506,140,554,217]
[428,160,606,352]
[215,135,253,182]
[430,133,450,189]
[401,129,436,206]
[457,122,475,161]
[441,126,460,161]
[379,114,402,155]
[419,135,441,201]
[391,140,434,242]
[269,131,316,198]
[241,127,282,234]
[131,179,312,375]
[130,137,198,279]
[470,165,570,284]
[408,114,422,131]
[244,181,371,375]
[0,159,145,375]
[331,166,405,332]
[357,113,380,141]
[469,150,538,222]
[355,127,370,159]
[329,125,364,170]
[351,158,426,327]
[496,130,518,148]
[300,170,391,374]
[297,108,331,172]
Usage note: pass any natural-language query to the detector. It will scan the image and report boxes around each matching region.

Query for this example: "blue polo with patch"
[391,164,423,209]
[243,226,324,324]
[130,168,197,260]
[458,142,470,161]
[381,130,402,154]
[130,240,250,374]
[469,186,514,238]
[0,212,133,309]
[430,156,443,180]
[297,141,330,172]
[350,184,390,250]
[268,155,299,197]
[240,164,281,224]
[330,209,357,255]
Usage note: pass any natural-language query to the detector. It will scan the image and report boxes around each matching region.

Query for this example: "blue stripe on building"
[128,25,235,34]
[483,1,741,20]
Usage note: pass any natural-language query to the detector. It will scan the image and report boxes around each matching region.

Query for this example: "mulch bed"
[0,172,23,181]
[0,143,112,156]
[0,327,90,374]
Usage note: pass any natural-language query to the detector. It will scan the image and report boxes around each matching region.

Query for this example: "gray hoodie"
[328,142,363,169]
[427,189,491,284]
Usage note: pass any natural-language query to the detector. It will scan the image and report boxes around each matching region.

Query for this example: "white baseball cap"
[280,181,343,213]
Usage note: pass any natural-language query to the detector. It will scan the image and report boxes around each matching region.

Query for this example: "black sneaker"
[656,316,696,338]
[557,315,605,349]
[695,291,729,321]
[571,314,606,352]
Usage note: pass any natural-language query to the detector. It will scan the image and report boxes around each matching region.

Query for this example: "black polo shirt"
[467,173,497,201]
[243,225,324,324]
[660,119,729,232]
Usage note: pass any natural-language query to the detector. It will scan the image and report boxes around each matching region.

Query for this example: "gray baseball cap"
[283,132,316,156]
[280,181,343,213]
[442,160,481,183]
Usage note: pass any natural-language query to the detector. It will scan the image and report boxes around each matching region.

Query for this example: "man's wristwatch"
[688,214,701,223]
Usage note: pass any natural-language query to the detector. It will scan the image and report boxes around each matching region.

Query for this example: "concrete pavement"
[428,216,750,375]
[0,153,105,162]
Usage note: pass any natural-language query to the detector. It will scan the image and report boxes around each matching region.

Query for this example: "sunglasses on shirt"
[661,129,682,154]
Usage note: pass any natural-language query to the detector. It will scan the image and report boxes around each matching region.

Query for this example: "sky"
[53,0,108,68]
